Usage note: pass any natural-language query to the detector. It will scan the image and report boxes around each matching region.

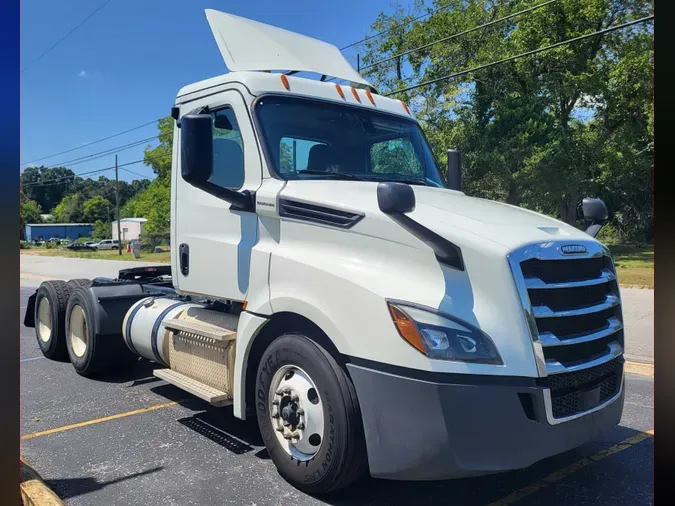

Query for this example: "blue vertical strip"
[0,0,19,231]
[0,2,20,502]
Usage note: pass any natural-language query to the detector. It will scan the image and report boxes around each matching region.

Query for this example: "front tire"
[34,280,71,360]
[255,334,367,494]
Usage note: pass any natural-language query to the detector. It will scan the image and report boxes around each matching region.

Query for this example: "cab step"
[164,318,236,342]
[153,368,232,407]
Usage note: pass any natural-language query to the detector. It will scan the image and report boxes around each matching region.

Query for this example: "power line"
[22,154,170,188]
[21,118,161,166]
[22,168,115,188]
[120,167,155,180]
[360,0,559,74]
[384,15,654,97]
[339,2,453,51]
[45,135,160,169]
[21,0,113,73]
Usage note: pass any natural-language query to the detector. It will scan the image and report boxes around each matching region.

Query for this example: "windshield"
[254,95,446,187]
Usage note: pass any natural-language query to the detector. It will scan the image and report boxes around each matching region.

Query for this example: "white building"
[112,218,147,242]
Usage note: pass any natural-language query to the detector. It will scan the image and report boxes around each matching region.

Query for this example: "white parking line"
[21,357,45,363]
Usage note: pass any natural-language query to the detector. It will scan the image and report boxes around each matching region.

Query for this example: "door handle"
[179,243,189,276]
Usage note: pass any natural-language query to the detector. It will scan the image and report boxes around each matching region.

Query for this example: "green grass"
[608,244,653,289]
[21,247,171,263]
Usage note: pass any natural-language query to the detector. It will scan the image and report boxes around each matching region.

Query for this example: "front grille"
[543,358,622,419]
[539,356,622,392]
[509,242,624,421]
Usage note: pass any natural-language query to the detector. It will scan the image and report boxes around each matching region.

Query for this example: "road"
[20,257,654,505]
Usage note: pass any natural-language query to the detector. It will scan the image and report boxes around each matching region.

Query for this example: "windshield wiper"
[299,170,366,181]
[390,178,430,186]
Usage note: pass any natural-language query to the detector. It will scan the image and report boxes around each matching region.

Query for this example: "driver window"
[209,107,244,189]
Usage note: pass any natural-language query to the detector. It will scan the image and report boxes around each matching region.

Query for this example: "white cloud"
[78,70,87,77]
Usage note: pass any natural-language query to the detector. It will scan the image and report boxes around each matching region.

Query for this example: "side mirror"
[180,114,213,185]
[179,113,253,211]
[377,182,464,270]
[377,181,415,214]
[582,197,608,238]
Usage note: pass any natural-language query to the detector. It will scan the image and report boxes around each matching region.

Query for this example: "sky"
[20,0,415,182]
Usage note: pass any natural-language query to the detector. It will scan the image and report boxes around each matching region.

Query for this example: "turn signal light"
[388,304,425,354]
[280,74,290,91]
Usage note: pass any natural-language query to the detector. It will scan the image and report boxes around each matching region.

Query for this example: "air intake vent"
[279,199,364,229]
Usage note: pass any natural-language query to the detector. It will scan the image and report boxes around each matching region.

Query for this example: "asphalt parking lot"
[20,285,654,506]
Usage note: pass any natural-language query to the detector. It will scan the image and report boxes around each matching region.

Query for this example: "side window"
[370,137,423,176]
[209,108,244,189]
[279,137,326,174]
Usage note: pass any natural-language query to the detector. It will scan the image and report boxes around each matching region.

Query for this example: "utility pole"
[115,154,122,255]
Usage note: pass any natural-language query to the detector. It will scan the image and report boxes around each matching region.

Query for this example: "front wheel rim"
[69,305,88,358]
[269,365,324,461]
[37,297,52,343]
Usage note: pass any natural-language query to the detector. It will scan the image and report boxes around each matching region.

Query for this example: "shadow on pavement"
[88,359,162,385]
[46,467,163,500]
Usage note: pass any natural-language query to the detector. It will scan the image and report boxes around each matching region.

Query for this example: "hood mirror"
[582,198,608,238]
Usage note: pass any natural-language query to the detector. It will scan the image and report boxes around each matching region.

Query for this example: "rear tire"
[34,280,71,360]
[255,334,367,494]
[65,286,138,376]
[66,278,92,291]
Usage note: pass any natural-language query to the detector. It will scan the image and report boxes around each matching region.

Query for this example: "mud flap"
[24,291,37,327]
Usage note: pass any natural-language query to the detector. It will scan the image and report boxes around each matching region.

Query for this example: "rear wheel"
[255,334,367,494]
[65,286,138,376]
[34,280,71,360]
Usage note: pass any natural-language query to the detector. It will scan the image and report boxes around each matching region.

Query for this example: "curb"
[20,457,64,506]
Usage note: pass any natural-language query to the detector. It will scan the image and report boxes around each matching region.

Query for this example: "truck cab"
[26,9,624,495]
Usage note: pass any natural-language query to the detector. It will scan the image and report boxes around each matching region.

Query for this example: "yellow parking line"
[487,429,654,506]
[625,361,654,377]
[21,401,177,440]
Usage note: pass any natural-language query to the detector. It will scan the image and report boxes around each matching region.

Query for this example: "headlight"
[387,301,503,365]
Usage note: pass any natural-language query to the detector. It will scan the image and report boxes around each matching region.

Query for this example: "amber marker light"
[388,303,425,354]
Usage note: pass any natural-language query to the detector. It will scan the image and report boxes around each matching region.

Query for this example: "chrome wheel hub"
[69,305,88,358]
[269,365,324,461]
[37,297,52,343]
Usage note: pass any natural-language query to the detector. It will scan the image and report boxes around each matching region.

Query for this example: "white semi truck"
[24,10,625,494]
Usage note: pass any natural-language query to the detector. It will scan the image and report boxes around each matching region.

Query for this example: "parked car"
[66,242,96,251]
[84,241,98,248]
[95,239,120,250]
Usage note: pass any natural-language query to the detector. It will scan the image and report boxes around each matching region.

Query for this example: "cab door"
[172,89,262,301]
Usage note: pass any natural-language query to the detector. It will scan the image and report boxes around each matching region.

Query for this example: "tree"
[120,117,174,235]
[121,179,170,235]
[20,197,43,234]
[21,166,76,212]
[360,0,652,242]
[143,117,173,181]
[92,220,111,241]
[82,195,112,223]
[52,194,84,223]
